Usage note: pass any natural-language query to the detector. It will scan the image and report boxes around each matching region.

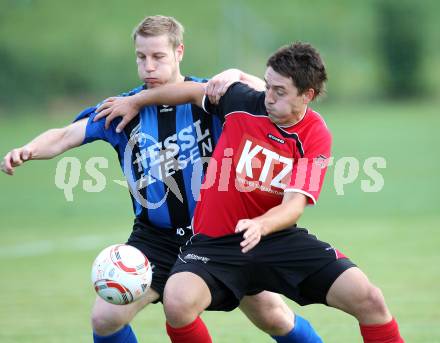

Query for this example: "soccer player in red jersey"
[95,42,404,343]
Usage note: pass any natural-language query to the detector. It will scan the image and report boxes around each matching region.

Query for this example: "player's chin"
[267,113,283,124]
[145,81,164,88]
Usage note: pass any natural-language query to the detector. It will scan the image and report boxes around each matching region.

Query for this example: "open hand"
[235,218,265,253]
[94,96,141,132]
[206,69,242,105]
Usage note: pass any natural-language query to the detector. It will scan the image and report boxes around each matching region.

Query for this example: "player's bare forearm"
[235,192,307,253]
[27,119,86,159]
[1,119,86,175]
[254,192,307,235]
[27,131,66,159]
[95,82,206,132]
[239,71,265,91]
[135,81,206,108]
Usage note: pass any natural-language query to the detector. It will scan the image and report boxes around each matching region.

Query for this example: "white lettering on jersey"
[259,148,279,182]
[133,119,213,188]
[236,140,263,178]
[271,155,292,188]
[236,139,292,189]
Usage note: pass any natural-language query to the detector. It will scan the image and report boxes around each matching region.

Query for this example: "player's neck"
[165,74,185,86]
[175,74,185,83]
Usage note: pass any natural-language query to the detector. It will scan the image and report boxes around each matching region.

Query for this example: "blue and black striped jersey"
[73,77,223,230]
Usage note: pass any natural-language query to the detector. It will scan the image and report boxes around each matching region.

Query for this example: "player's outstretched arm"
[94,82,206,132]
[239,71,266,91]
[1,118,87,175]
[94,70,264,132]
[235,192,307,253]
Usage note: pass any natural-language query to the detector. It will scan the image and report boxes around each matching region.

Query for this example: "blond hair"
[132,15,184,49]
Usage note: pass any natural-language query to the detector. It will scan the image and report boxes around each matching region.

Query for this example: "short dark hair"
[267,42,327,99]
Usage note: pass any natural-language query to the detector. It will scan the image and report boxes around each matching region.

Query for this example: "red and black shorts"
[170,226,356,311]
[126,218,193,302]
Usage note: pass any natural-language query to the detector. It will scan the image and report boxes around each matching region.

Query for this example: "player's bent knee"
[332,281,389,323]
[164,272,211,327]
[239,292,293,336]
[347,283,387,315]
[91,309,127,335]
[163,294,194,325]
[327,267,390,323]
[357,285,388,316]
[91,300,128,335]
[258,307,293,336]
[163,289,201,325]
[91,292,155,335]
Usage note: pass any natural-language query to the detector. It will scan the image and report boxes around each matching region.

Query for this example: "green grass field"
[0,101,439,342]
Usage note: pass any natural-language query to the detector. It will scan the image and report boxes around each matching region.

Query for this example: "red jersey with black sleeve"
[193,82,332,237]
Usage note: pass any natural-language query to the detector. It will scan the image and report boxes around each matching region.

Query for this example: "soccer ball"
[91,244,152,305]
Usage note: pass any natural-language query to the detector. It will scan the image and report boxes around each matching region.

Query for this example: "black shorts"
[126,218,193,301]
[170,227,356,311]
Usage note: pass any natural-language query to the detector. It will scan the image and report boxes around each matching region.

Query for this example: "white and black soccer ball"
[91,244,152,305]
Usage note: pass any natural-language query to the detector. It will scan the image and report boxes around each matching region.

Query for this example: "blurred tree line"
[0,0,438,112]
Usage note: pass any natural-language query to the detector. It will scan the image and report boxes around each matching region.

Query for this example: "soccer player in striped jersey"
[95,42,405,343]
[1,16,323,343]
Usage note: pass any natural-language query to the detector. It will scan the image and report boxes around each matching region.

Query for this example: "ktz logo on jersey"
[236,139,293,191]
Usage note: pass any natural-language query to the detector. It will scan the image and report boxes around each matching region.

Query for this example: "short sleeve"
[72,105,124,148]
[71,84,146,146]
[285,124,332,205]
[202,82,266,119]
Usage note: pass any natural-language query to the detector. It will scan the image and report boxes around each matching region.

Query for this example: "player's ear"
[175,43,184,62]
[302,88,315,104]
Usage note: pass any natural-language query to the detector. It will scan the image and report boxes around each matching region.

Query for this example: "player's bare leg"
[91,287,160,336]
[326,267,403,342]
[163,272,212,343]
[163,272,211,326]
[326,267,391,323]
[239,292,293,336]
[240,291,323,342]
